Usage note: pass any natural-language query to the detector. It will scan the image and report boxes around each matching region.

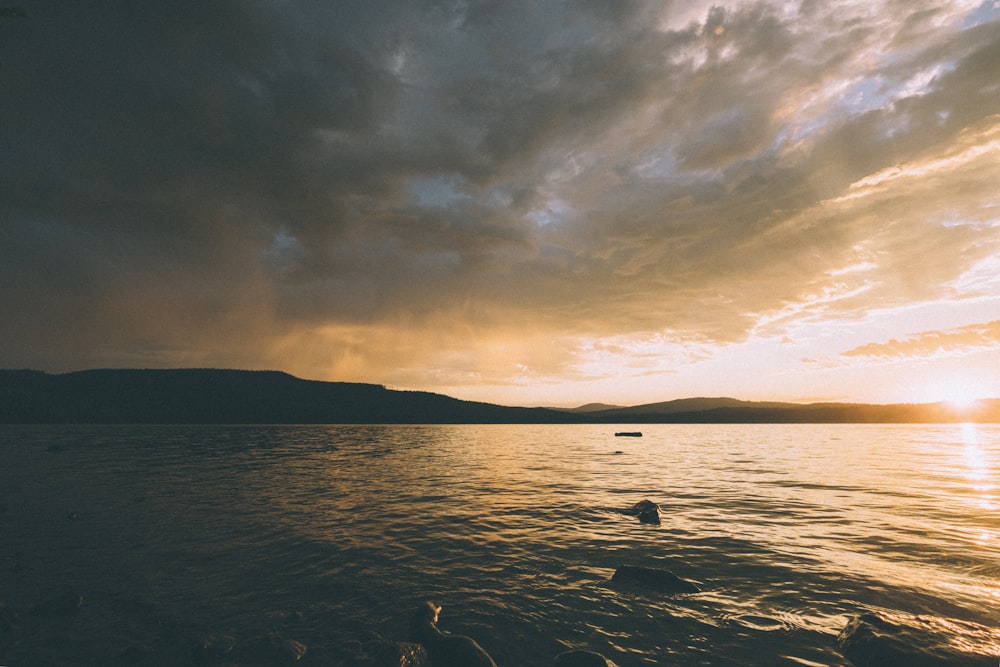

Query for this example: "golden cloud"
[843,320,1000,359]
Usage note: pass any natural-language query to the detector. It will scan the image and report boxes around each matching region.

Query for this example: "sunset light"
[912,374,995,412]
[947,394,984,412]
[3,4,1000,664]
[3,1,1000,408]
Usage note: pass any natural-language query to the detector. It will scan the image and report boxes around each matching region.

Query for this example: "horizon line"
[4,366,998,412]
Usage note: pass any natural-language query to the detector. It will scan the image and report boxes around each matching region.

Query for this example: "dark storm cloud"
[2,1,402,358]
[2,0,999,387]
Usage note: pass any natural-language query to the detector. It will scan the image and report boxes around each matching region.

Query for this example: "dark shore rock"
[409,601,498,667]
[837,612,997,667]
[611,565,701,594]
[621,499,661,525]
[2,590,318,666]
[554,649,620,666]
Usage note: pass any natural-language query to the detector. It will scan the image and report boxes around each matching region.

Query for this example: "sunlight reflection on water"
[2,424,999,666]
[960,423,997,511]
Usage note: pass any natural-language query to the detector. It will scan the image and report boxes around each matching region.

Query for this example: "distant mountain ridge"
[1,369,998,423]
[589,397,799,417]
[0,369,571,424]
[556,402,624,413]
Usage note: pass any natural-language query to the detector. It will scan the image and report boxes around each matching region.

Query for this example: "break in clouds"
[2,1,999,393]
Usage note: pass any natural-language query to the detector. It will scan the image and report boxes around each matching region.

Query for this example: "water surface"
[2,424,998,665]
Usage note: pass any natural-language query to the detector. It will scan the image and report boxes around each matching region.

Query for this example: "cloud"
[842,320,1000,359]
[2,1,999,397]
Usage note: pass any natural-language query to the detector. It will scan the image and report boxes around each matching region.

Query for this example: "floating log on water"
[614,432,642,437]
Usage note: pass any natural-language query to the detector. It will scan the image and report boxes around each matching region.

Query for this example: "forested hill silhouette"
[0,369,573,424]
[1,369,998,423]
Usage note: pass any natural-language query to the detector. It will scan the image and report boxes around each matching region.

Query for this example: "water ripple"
[1,423,998,665]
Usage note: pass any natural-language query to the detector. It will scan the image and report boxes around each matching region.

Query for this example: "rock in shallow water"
[837,612,997,667]
[621,499,661,525]
[611,565,701,594]
[409,601,498,667]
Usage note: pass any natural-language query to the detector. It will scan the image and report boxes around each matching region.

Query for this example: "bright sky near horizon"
[2,1,1000,407]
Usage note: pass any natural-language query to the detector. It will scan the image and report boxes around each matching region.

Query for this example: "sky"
[2,1,1000,407]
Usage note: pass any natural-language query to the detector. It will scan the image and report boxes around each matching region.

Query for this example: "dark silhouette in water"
[611,565,701,594]
[837,612,997,666]
[622,499,661,524]
[409,601,498,667]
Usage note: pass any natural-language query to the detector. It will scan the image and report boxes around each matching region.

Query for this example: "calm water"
[1,424,999,665]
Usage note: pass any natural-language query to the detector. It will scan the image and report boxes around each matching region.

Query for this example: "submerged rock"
[621,499,661,525]
[409,601,498,667]
[611,565,701,594]
[554,649,620,666]
[837,612,997,667]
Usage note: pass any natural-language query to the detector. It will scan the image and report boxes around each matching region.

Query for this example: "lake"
[1,424,998,665]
